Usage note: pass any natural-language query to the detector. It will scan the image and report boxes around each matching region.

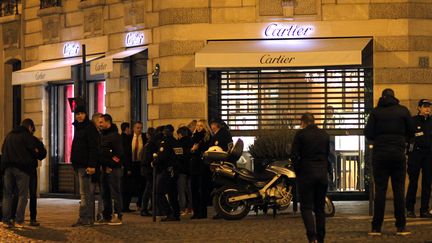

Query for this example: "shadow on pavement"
[11,226,68,242]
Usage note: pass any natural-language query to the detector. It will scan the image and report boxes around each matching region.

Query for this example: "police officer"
[291,113,329,243]
[406,99,432,218]
[154,125,182,222]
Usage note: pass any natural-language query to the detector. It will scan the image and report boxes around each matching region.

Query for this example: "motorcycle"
[204,139,335,220]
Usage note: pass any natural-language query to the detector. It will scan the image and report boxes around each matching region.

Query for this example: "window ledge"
[37,6,63,17]
[0,14,20,24]
[79,0,106,10]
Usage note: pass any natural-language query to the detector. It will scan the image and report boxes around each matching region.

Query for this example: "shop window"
[88,81,106,115]
[131,76,147,124]
[209,68,373,133]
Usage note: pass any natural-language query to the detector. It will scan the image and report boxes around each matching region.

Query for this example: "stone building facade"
[1,0,431,194]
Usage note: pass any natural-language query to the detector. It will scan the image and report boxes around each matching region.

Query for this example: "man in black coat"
[209,118,233,152]
[406,99,432,218]
[11,128,47,227]
[97,114,124,226]
[364,88,415,236]
[291,113,329,243]
[70,104,100,227]
[120,122,133,212]
[155,125,182,222]
[1,119,41,228]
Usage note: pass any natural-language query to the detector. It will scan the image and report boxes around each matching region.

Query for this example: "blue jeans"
[101,168,123,220]
[75,168,96,224]
[2,167,30,224]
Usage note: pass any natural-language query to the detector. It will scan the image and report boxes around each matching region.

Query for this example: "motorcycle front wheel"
[213,187,251,220]
[324,196,335,217]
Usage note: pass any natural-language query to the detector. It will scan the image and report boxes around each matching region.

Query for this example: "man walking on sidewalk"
[365,88,415,236]
[406,99,432,218]
[291,113,330,243]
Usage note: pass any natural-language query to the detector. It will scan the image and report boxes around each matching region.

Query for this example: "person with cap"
[1,119,43,228]
[365,88,415,236]
[154,124,182,222]
[70,99,100,227]
[406,99,432,218]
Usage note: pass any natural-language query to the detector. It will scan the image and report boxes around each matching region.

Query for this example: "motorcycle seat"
[237,168,275,182]
[204,151,229,161]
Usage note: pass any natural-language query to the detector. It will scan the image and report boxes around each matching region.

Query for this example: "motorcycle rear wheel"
[213,187,251,220]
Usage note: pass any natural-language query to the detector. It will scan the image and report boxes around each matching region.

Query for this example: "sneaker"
[14,222,25,229]
[108,214,122,226]
[406,211,416,218]
[420,211,432,218]
[368,229,382,236]
[29,220,40,227]
[180,210,188,216]
[396,227,411,236]
[94,218,110,225]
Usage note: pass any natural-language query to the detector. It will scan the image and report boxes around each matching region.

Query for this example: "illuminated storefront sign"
[263,23,313,38]
[125,32,145,47]
[63,42,81,57]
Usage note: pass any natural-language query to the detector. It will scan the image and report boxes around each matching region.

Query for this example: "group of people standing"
[69,99,234,225]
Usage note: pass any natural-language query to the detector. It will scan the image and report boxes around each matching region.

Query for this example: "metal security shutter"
[209,68,373,135]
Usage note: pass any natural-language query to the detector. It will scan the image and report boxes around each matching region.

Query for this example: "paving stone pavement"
[1,199,432,242]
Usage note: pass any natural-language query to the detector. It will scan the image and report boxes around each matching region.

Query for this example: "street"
[1,199,432,242]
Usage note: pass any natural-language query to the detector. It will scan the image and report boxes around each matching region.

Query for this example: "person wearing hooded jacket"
[364,88,415,236]
[1,119,41,228]
[97,114,124,226]
[70,103,100,227]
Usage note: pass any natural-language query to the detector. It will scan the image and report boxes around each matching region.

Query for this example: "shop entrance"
[208,67,373,199]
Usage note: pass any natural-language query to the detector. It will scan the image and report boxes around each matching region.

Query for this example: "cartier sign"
[260,54,295,64]
[125,32,145,47]
[264,23,313,38]
[63,42,80,57]
[34,71,46,81]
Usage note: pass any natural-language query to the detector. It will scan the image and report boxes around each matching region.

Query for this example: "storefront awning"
[12,55,103,85]
[90,46,147,75]
[195,38,372,68]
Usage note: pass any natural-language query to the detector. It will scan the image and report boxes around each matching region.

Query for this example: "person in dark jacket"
[155,125,182,222]
[70,104,100,227]
[11,129,47,227]
[120,122,133,212]
[190,119,212,219]
[209,118,233,152]
[364,88,415,236]
[291,113,329,243]
[1,119,41,228]
[176,126,193,215]
[97,114,124,226]
[406,99,432,218]
[140,127,156,216]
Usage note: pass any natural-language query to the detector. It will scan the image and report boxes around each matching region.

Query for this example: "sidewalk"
[1,199,432,242]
